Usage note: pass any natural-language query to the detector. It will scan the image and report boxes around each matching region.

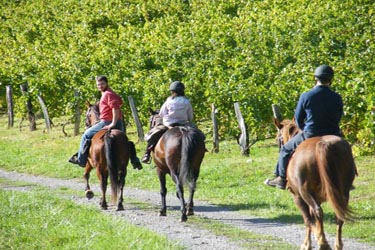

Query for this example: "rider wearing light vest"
[265,65,343,189]
[141,81,194,164]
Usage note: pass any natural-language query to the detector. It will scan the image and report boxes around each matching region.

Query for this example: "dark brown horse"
[149,112,206,222]
[274,118,357,250]
[83,102,137,211]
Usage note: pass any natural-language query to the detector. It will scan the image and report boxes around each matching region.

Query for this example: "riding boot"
[68,152,85,167]
[82,139,92,155]
[131,156,143,170]
[141,150,151,164]
[264,176,286,189]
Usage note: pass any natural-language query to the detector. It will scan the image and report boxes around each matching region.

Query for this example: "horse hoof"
[180,214,188,222]
[85,190,94,199]
[116,204,124,211]
[187,210,194,216]
[159,211,167,216]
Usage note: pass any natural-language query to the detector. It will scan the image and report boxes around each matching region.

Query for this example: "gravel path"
[1,169,373,250]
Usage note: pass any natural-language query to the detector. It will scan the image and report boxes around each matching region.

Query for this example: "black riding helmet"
[169,81,185,95]
[314,65,334,82]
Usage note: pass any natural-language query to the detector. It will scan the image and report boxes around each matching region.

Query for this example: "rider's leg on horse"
[117,119,142,170]
[265,132,306,189]
[142,128,167,164]
[68,121,110,167]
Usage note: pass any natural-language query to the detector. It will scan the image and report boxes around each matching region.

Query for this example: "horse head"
[273,118,300,148]
[148,108,162,129]
[85,101,100,129]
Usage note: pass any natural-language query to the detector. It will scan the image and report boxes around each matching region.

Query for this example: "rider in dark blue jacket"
[265,65,343,189]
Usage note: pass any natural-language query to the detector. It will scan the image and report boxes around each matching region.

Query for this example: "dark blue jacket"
[294,85,343,137]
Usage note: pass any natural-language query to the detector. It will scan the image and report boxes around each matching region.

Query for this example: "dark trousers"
[274,132,306,178]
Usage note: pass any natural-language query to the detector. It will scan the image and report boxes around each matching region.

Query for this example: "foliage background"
[1,0,375,154]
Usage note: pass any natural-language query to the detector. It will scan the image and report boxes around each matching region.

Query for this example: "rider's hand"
[103,124,114,130]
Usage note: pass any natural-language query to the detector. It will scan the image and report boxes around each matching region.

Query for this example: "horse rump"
[179,127,206,185]
[315,135,356,221]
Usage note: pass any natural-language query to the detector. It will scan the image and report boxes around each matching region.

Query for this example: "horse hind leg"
[300,192,331,250]
[158,172,167,216]
[98,171,108,210]
[294,195,313,250]
[116,170,126,211]
[176,182,187,222]
[186,180,197,216]
[170,171,187,222]
[334,217,344,250]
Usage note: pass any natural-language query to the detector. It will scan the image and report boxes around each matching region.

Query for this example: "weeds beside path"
[1,169,373,250]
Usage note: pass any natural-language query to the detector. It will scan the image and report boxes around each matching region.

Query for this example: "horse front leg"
[83,164,94,199]
[158,171,167,216]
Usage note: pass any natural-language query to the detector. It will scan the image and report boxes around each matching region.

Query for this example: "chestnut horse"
[83,102,137,211]
[149,112,206,222]
[274,118,357,250]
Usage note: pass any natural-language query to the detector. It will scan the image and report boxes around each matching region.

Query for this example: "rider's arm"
[187,101,193,123]
[294,94,306,130]
[110,108,120,128]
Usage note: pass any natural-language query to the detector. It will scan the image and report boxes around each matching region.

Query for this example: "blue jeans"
[77,120,124,165]
[274,132,306,178]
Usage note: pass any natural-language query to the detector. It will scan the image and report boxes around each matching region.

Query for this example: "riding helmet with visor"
[169,81,185,95]
[314,65,334,82]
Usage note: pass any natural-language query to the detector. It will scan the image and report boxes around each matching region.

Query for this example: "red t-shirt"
[99,88,123,121]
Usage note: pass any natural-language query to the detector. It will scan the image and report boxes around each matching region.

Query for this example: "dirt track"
[1,169,374,250]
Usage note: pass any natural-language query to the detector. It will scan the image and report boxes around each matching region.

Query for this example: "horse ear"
[85,101,91,108]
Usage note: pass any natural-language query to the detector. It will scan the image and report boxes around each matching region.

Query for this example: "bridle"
[149,110,162,129]
[276,121,299,150]
[85,104,100,129]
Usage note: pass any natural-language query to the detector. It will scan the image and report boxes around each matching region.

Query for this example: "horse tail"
[179,127,202,185]
[104,131,118,204]
[315,138,353,221]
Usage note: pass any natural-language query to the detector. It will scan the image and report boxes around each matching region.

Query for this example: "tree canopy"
[1,0,375,154]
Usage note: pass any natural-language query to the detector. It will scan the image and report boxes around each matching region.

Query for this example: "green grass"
[0,180,183,250]
[1,116,375,246]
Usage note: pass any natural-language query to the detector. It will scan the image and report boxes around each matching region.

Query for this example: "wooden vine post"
[234,102,249,156]
[211,104,219,153]
[271,104,283,122]
[74,90,81,136]
[20,83,36,131]
[37,94,51,132]
[6,85,14,128]
[128,96,144,142]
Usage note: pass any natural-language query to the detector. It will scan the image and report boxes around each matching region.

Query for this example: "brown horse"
[274,118,357,250]
[83,102,137,211]
[149,112,206,222]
